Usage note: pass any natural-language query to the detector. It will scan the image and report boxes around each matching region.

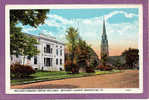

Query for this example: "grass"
[11,69,122,86]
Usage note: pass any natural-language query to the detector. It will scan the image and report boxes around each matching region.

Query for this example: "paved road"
[11,70,139,89]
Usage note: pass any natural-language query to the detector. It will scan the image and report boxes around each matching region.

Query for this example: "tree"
[10,10,49,58]
[10,27,25,56]
[75,38,99,73]
[21,34,40,65]
[65,27,100,73]
[88,47,100,70]
[65,27,80,74]
[10,10,49,28]
[11,31,40,65]
[101,54,108,66]
[75,39,90,72]
[122,48,139,69]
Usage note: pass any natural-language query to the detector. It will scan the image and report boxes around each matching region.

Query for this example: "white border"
[5,4,143,94]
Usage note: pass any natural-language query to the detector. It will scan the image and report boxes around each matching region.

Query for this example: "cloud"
[105,11,138,20]
[40,30,54,36]
[105,21,138,55]
[22,27,36,33]
[47,14,73,25]
[45,20,60,27]
[82,19,92,24]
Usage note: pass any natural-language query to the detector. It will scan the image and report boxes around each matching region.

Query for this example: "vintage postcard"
[0,0,149,99]
[6,4,143,94]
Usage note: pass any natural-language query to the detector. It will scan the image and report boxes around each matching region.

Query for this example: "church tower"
[101,18,109,59]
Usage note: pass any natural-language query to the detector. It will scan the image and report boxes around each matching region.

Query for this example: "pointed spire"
[103,16,106,34]
[101,16,109,59]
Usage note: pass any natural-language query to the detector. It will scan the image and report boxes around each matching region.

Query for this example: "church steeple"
[103,18,106,34]
[101,17,109,59]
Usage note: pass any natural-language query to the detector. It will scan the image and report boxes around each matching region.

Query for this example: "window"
[44,58,46,66]
[60,49,62,56]
[35,46,37,49]
[44,47,46,52]
[46,58,50,66]
[60,59,62,65]
[35,68,38,70]
[56,59,58,65]
[16,54,19,58]
[60,68,62,71]
[56,49,58,55]
[51,48,53,53]
[27,56,31,60]
[44,44,51,53]
[34,56,37,64]
[16,55,18,58]
[44,58,52,66]
[11,56,13,60]
[47,45,50,53]
[50,58,52,66]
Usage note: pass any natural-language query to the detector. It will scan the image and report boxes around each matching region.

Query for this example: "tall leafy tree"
[76,39,99,72]
[88,47,100,69]
[10,27,25,56]
[122,48,139,69]
[65,27,79,74]
[10,10,49,57]
[65,27,100,73]
[76,39,91,69]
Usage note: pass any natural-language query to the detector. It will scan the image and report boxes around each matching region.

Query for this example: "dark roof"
[106,56,125,65]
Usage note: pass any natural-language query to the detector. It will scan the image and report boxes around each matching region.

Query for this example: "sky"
[18,8,139,57]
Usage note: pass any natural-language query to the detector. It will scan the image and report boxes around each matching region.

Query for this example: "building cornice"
[24,33,65,45]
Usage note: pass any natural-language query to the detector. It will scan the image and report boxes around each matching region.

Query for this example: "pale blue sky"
[18,8,139,56]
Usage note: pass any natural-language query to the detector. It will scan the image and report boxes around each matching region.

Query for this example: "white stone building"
[11,33,65,71]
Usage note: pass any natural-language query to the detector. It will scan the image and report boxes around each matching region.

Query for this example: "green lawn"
[11,69,122,85]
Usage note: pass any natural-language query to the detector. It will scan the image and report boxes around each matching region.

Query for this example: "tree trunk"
[71,45,75,74]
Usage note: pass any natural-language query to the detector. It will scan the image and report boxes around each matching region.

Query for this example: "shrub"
[86,67,95,73]
[65,66,72,72]
[118,66,128,70]
[97,65,113,71]
[117,64,130,70]
[11,63,35,79]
